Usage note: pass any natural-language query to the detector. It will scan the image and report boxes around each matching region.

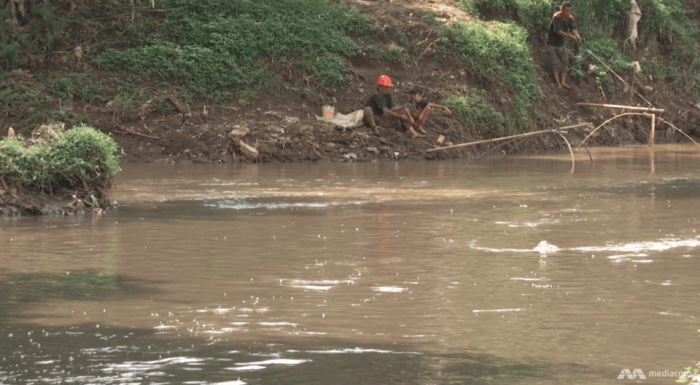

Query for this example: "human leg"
[363,107,377,128]
[555,46,571,89]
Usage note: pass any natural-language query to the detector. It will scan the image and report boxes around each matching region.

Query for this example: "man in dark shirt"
[363,75,413,134]
[545,1,581,89]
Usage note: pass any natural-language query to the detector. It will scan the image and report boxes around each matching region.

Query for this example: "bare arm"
[383,107,411,121]
[426,103,452,115]
[557,29,580,42]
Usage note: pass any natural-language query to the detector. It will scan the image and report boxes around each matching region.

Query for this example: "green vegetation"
[47,74,102,103]
[96,0,363,100]
[460,0,700,98]
[437,21,541,133]
[0,125,120,194]
[444,88,505,135]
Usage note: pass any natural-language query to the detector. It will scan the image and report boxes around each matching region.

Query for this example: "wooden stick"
[656,117,700,149]
[649,113,655,148]
[576,112,648,149]
[113,130,159,140]
[577,103,664,114]
[426,129,560,153]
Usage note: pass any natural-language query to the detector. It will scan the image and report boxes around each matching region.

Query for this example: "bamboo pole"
[576,112,648,149]
[577,103,665,113]
[558,134,576,172]
[649,113,655,148]
[428,129,572,153]
[657,117,700,149]
[559,122,594,130]
[426,129,555,153]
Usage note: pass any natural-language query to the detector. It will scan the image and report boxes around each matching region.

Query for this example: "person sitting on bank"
[363,75,413,134]
[402,87,452,139]
[545,1,581,90]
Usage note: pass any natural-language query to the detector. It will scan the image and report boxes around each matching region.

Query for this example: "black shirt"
[364,92,393,116]
[545,14,577,47]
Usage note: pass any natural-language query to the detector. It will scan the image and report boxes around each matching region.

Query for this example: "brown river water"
[1,144,700,384]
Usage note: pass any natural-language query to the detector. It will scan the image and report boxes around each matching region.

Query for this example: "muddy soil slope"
[4,0,700,165]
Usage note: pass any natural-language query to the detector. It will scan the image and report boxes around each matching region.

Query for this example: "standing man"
[545,1,581,90]
[363,75,413,134]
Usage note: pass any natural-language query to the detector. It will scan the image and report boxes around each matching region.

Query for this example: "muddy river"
[1,145,699,384]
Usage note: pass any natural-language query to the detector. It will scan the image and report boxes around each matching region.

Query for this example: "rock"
[238,140,258,160]
[31,124,61,141]
[7,127,16,141]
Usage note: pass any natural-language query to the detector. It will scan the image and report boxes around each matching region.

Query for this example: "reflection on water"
[1,144,700,384]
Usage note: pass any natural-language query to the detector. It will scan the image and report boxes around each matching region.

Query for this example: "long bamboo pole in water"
[649,113,655,148]
[425,123,591,153]
[576,112,647,149]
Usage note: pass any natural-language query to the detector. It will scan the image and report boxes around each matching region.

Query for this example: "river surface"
[1,145,700,384]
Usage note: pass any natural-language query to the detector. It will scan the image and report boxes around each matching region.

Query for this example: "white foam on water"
[258,322,298,327]
[371,286,407,293]
[283,279,355,285]
[510,277,544,281]
[471,237,700,258]
[571,238,700,253]
[305,348,421,355]
[212,380,247,385]
[153,325,177,330]
[473,308,525,313]
[235,359,309,366]
[227,365,266,372]
[290,285,332,291]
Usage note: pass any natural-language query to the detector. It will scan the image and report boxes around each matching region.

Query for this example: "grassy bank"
[0,125,120,197]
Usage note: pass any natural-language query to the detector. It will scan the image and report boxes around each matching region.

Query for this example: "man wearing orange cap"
[545,1,581,90]
[363,75,414,135]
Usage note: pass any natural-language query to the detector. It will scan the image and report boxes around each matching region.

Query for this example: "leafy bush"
[437,21,541,133]
[583,38,633,74]
[48,74,102,102]
[384,45,410,63]
[0,83,50,109]
[444,89,505,136]
[0,125,120,194]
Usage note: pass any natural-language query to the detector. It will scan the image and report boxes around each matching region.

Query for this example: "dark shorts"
[546,45,569,73]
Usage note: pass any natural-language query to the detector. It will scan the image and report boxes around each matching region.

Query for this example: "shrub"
[47,74,102,103]
[437,21,541,133]
[0,125,120,194]
[444,88,505,136]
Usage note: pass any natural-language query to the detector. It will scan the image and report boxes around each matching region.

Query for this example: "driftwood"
[238,140,258,160]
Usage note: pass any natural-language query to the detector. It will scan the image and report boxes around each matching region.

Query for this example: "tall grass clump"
[437,21,541,134]
[0,125,120,195]
[97,0,363,100]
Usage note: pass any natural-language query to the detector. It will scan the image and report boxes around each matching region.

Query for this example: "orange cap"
[377,75,393,87]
